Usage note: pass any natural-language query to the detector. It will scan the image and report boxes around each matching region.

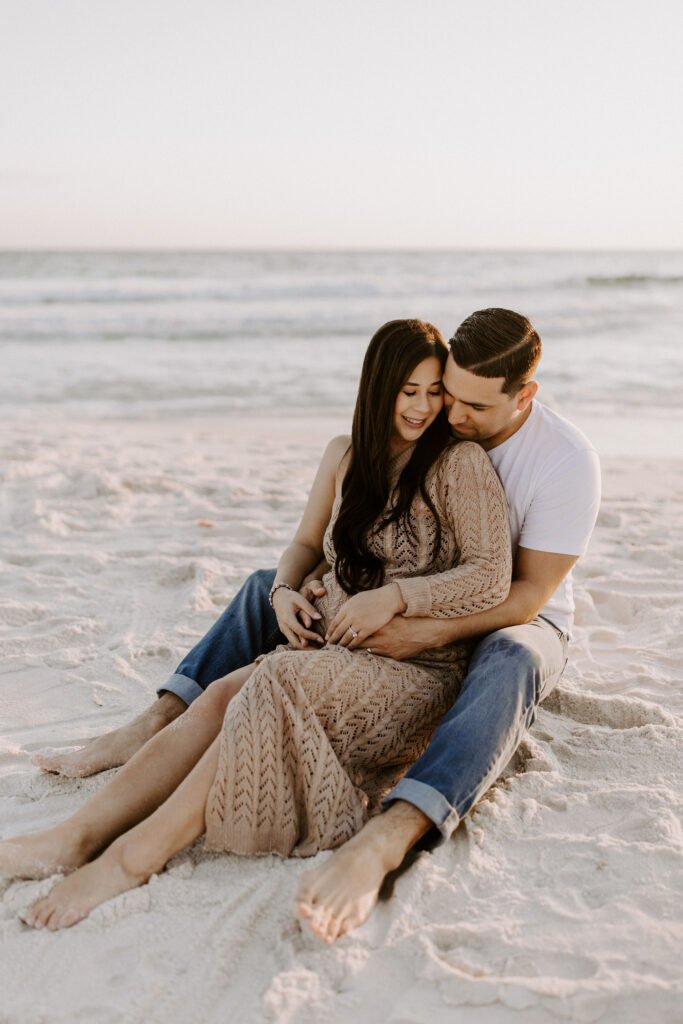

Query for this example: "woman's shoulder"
[322,434,352,482]
[430,441,500,497]
[429,442,504,517]
[435,440,491,474]
[325,434,351,458]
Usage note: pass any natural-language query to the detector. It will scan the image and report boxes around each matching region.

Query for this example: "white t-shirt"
[486,400,601,635]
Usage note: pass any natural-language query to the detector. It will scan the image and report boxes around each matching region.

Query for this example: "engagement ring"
[348,627,359,639]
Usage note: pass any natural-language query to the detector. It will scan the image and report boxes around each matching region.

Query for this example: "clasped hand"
[274,581,409,651]
[273,579,411,655]
[272,580,327,650]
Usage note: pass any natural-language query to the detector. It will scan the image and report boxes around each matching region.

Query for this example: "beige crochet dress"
[204,441,511,857]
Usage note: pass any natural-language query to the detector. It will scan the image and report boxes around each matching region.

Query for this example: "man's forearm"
[408,580,542,649]
[367,548,577,660]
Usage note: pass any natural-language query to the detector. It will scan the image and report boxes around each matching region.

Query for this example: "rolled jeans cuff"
[157,672,206,707]
[382,778,460,843]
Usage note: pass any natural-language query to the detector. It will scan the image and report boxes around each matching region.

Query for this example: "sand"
[1,412,682,1024]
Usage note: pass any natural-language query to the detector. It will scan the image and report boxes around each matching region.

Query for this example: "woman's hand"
[272,585,325,650]
[325,583,406,649]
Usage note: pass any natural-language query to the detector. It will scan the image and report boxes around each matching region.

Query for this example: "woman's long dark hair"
[333,319,451,595]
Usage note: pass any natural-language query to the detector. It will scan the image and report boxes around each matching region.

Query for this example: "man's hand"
[363,616,432,661]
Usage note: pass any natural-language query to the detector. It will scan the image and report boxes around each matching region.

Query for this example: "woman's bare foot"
[0,825,91,881]
[20,730,222,931]
[293,802,432,944]
[19,838,151,931]
[30,693,187,778]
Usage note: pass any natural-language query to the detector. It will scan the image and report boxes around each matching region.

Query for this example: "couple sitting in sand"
[2,307,601,944]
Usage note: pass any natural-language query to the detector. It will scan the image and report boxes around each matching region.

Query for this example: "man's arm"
[364,547,578,660]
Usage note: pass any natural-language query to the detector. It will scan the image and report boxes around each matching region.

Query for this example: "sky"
[1,0,681,249]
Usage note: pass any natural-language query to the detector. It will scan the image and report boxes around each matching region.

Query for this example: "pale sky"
[1,0,681,249]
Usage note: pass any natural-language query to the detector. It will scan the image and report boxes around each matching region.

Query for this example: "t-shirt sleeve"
[519,447,601,556]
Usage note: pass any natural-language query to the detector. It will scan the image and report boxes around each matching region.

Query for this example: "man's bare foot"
[30,693,187,778]
[0,824,90,881]
[293,802,433,944]
[19,837,151,931]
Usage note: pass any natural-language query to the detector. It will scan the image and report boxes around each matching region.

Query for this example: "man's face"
[441,355,534,450]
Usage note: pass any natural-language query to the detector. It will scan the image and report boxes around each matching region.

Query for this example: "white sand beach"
[1,412,682,1024]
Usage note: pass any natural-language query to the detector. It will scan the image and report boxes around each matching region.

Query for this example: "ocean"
[2,250,682,455]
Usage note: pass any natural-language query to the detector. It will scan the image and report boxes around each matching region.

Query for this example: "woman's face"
[391,356,444,452]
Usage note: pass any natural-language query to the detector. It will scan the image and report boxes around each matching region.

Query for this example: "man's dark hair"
[449,308,541,396]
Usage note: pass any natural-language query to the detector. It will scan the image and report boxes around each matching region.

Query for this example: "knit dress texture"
[204,440,511,857]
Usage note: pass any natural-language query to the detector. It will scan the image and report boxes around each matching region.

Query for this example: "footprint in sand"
[543,689,677,730]
[506,950,598,981]
[428,928,598,983]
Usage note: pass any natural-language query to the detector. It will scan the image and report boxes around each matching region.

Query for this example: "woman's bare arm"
[271,436,349,648]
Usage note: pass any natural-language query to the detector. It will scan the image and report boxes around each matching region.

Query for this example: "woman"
[1,319,511,930]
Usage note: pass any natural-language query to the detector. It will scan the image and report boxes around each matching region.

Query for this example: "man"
[35,308,601,944]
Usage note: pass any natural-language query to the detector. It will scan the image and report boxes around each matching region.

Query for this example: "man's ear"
[516,380,538,411]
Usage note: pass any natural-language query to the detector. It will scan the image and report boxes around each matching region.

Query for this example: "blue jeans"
[384,616,568,841]
[160,569,281,706]
[160,569,568,837]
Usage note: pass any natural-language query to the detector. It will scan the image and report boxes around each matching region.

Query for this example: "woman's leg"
[0,666,253,881]
[22,737,221,930]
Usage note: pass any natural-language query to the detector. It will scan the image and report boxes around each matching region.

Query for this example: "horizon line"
[1,245,682,255]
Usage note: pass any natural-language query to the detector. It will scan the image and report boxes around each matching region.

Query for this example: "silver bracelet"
[268,581,294,607]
